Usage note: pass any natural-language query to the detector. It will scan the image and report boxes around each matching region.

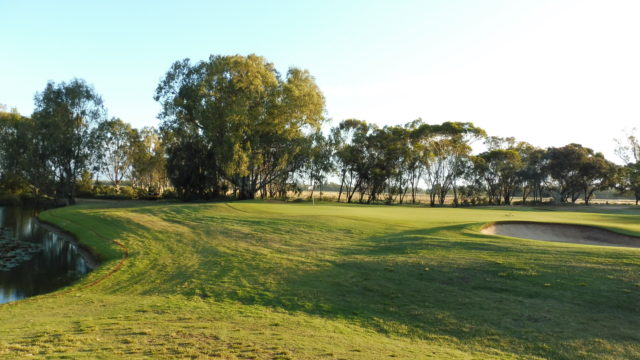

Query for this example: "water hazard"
[0,206,94,304]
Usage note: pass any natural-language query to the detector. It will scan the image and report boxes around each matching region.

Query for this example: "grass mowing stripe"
[0,200,637,359]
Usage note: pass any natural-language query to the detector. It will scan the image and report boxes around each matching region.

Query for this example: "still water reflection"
[0,206,93,304]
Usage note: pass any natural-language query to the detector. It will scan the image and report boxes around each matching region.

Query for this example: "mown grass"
[0,201,639,359]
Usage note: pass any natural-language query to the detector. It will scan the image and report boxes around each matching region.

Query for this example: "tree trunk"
[337,170,346,202]
[239,188,255,200]
[503,189,511,205]
[452,186,459,207]
[238,176,255,200]
[584,188,594,206]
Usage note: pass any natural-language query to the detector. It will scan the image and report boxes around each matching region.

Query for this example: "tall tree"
[544,144,586,203]
[95,118,137,192]
[131,127,168,195]
[31,79,105,204]
[331,119,373,203]
[518,147,548,203]
[615,129,640,164]
[0,109,44,196]
[615,129,640,205]
[474,137,530,205]
[545,144,616,204]
[163,127,219,200]
[405,119,426,203]
[419,122,485,206]
[155,54,325,199]
[0,109,26,184]
[577,153,617,205]
[475,149,523,205]
[304,132,335,200]
[617,163,640,205]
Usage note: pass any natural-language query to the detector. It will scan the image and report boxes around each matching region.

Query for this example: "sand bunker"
[481,222,640,248]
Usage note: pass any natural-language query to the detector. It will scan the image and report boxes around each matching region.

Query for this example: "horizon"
[2,0,639,161]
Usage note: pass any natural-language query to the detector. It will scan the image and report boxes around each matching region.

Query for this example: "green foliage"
[0,109,54,201]
[164,131,220,200]
[545,144,618,204]
[155,54,326,200]
[31,79,106,203]
[130,127,168,195]
[474,138,525,205]
[76,170,95,197]
[617,163,640,205]
[0,62,627,206]
[615,130,640,205]
[94,118,138,191]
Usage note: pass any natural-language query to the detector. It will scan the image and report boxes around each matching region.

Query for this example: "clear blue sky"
[2,0,639,160]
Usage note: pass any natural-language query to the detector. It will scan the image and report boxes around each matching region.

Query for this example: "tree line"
[0,81,166,205]
[1,54,639,206]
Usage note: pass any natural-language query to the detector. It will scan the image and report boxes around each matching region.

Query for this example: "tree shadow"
[228,226,640,359]
[69,204,640,358]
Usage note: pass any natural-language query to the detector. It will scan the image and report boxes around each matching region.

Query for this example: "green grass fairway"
[1,201,639,359]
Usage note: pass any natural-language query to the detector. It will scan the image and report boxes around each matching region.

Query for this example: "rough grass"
[0,201,639,359]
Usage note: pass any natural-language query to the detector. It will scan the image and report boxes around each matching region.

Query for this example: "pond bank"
[0,206,95,304]
[36,218,100,269]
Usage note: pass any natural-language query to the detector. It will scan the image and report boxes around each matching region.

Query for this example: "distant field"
[294,190,638,205]
[1,201,639,359]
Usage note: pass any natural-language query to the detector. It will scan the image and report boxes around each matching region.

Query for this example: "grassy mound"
[1,201,639,359]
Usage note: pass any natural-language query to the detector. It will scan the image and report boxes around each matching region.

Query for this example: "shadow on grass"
[68,203,640,359]
[226,226,640,359]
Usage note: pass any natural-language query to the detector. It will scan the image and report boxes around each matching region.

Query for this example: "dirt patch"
[481,221,640,248]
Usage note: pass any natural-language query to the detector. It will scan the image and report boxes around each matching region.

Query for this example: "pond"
[0,206,95,304]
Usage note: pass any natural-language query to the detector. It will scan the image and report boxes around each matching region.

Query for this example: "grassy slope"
[0,201,639,359]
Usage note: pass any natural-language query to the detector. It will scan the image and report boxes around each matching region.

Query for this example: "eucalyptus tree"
[31,79,106,204]
[0,109,43,195]
[304,131,335,200]
[474,137,532,205]
[330,125,349,202]
[475,149,523,205]
[419,122,485,206]
[361,126,395,203]
[577,152,617,205]
[0,109,25,183]
[544,144,585,203]
[617,163,640,205]
[470,155,498,204]
[518,148,548,203]
[614,129,640,204]
[544,144,616,204]
[130,127,168,195]
[263,135,311,199]
[331,119,372,203]
[94,118,138,192]
[332,120,418,204]
[405,119,426,203]
[387,124,427,204]
[512,141,537,203]
[614,129,640,164]
[155,54,325,200]
[163,125,219,200]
